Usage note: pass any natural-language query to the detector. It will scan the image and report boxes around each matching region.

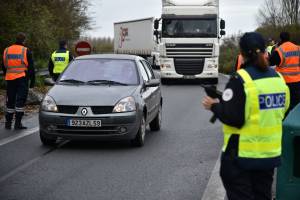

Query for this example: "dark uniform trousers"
[287,82,300,112]
[5,77,29,124]
[220,153,274,200]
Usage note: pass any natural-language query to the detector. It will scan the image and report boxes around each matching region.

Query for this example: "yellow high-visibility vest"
[223,69,290,159]
[51,51,69,74]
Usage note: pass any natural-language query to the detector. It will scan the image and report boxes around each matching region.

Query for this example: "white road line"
[201,154,226,200]
[0,127,39,147]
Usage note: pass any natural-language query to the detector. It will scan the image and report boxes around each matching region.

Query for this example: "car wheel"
[40,131,57,146]
[150,104,162,131]
[131,116,146,147]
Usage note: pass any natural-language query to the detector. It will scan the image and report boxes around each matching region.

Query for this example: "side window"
[137,61,149,82]
[141,60,155,80]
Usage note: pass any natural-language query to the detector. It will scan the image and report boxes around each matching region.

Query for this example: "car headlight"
[113,96,136,113]
[41,95,58,112]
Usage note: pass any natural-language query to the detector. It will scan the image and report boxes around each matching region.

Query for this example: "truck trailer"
[114,0,225,83]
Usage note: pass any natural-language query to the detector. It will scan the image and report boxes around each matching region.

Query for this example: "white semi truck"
[114,0,225,83]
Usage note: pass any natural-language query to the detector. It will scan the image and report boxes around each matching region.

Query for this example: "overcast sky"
[85,0,264,38]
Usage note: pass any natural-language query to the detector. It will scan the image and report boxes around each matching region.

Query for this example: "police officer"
[266,38,276,57]
[48,40,73,81]
[270,32,300,113]
[202,32,290,200]
[1,32,35,130]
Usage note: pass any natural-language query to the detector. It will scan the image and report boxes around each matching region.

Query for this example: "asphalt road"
[0,75,228,200]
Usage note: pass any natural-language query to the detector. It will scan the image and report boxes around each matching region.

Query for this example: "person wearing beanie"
[1,32,35,130]
[270,32,300,114]
[48,40,73,81]
[202,32,290,200]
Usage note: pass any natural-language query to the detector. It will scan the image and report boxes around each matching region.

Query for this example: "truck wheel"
[161,78,169,85]
[131,116,146,147]
[150,105,162,131]
[40,131,57,146]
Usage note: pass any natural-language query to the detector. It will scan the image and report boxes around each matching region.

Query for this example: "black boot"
[14,112,27,130]
[5,112,14,130]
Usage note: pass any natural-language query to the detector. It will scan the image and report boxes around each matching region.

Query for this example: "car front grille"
[56,106,114,115]
[55,125,122,135]
[91,106,114,114]
[57,105,79,114]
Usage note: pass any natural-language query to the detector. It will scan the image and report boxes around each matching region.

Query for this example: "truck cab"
[156,0,225,83]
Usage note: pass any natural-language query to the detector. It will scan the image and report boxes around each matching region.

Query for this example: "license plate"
[183,75,195,79]
[67,119,102,127]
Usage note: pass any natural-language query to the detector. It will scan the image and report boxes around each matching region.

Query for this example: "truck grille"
[166,43,213,75]
[174,58,205,75]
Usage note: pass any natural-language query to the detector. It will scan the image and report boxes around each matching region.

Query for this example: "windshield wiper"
[59,79,85,84]
[87,80,128,86]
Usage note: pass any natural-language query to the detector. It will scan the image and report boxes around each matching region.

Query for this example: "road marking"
[0,139,68,183]
[201,154,226,200]
[0,127,39,147]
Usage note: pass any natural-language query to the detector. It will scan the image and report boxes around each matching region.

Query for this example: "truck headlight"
[41,95,58,112]
[113,96,136,113]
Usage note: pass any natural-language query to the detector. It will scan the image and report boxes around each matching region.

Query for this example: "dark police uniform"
[211,65,289,200]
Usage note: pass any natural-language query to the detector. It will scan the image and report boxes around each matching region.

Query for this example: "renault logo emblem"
[81,108,88,116]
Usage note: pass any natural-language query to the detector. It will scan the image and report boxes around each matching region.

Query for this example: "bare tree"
[257,0,300,26]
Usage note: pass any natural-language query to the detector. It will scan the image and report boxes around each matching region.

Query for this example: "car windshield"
[58,59,139,85]
[162,18,217,38]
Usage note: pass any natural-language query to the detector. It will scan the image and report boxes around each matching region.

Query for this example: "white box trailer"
[114,18,157,57]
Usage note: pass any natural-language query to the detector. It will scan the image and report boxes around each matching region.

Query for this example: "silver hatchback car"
[39,54,162,147]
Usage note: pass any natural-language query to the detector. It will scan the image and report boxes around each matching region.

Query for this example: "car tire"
[40,131,57,146]
[131,116,146,147]
[149,104,162,131]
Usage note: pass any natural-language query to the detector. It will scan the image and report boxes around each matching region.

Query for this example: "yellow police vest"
[51,51,69,74]
[223,69,290,159]
[266,45,275,55]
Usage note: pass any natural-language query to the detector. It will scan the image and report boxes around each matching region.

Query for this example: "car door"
[141,60,161,121]
[137,60,152,122]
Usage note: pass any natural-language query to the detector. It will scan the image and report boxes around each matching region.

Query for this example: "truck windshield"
[162,18,217,38]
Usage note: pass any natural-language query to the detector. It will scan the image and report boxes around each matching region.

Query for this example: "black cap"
[239,32,266,57]
[16,32,26,44]
[59,40,67,48]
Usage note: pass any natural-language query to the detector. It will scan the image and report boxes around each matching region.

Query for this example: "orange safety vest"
[236,54,244,71]
[3,44,28,80]
[275,42,300,83]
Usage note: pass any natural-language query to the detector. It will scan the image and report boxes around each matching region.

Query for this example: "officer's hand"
[202,96,219,110]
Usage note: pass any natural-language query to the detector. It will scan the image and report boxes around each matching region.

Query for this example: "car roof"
[75,54,142,61]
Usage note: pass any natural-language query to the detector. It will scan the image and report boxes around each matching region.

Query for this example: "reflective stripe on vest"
[276,42,300,83]
[222,69,290,159]
[51,51,69,74]
[3,45,28,80]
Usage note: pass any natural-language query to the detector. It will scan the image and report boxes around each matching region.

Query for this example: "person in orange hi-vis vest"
[1,32,35,130]
[270,32,300,113]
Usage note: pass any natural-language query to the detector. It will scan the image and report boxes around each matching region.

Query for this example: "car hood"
[47,85,139,106]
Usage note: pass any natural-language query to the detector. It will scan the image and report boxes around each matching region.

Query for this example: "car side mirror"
[44,78,55,86]
[145,79,160,87]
